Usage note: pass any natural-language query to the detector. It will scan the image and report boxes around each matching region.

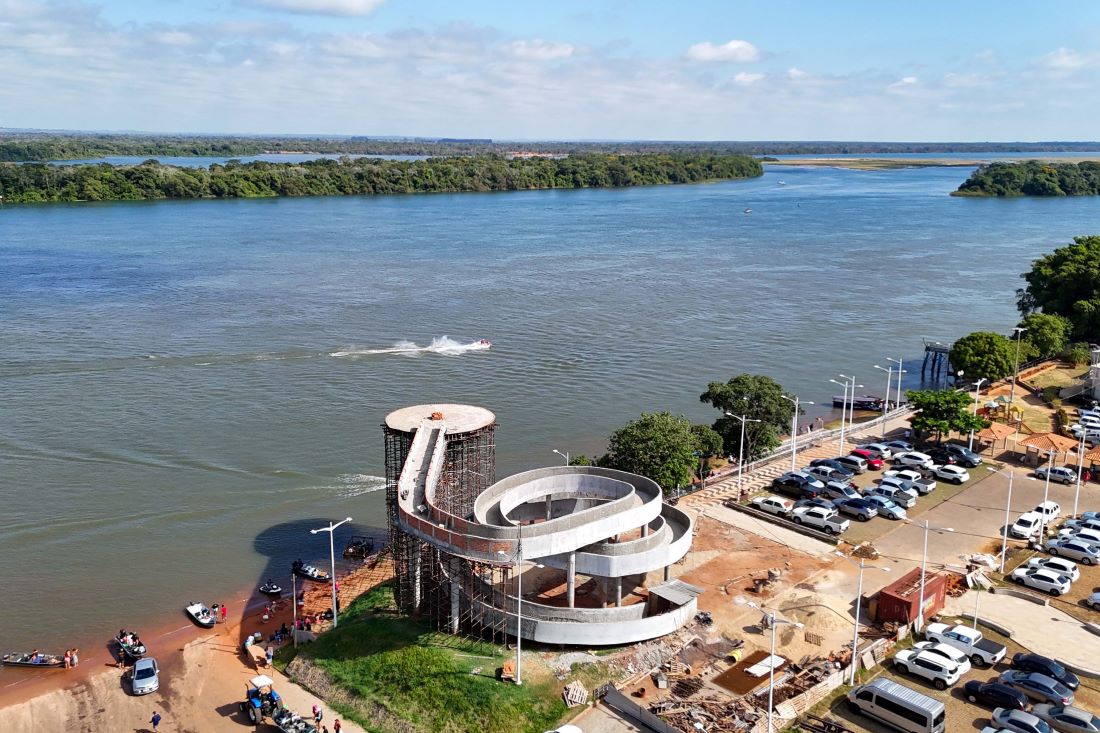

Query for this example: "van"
[848,678,946,733]
[836,455,869,474]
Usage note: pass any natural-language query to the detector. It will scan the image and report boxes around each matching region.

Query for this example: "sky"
[3,0,1100,140]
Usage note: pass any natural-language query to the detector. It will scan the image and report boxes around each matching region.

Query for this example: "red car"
[849,448,883,470]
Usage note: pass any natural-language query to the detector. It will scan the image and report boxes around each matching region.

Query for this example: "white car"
[932,464,970,484]
[1035,501,1062,523]
[752,495,794,516]
[1059,528,1100,547]
[862,443,894,459]
[876,476,920,501]
[1026,556,1080,582]
[1036,466,1077,485]
[892,648,962,690]
[924,623,1007,667]
[1011,512,1045,540]
[883,468,937,493]
[884,440,915,453]
[912,640,972,675]
[1009,567,1072,596]
[1046,538,1100,565]
[894,451,934,469]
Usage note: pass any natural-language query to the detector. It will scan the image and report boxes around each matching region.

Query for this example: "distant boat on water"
[832,394,886,410]
[744,208,753,214]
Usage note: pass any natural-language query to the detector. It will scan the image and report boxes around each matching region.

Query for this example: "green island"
[0,153,762,204]
[953,159,1100,196]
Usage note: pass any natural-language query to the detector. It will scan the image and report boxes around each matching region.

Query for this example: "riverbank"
[769,156,1100,170]
[0,557,393,732]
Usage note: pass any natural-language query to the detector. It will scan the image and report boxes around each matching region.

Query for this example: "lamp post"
[552,449,570,465]
[497,542,524,686]
[1039,450,1055,540]
[781,395,812,472]
[310,517,353,629]
[745,601,803,733]
[835,552,890,685]
[725,412,762,493]
[830,378,852,452]
[841,374,863,442]
[874,364,893,438]
[910,518,954,631]
[987,466,1016,574]
[1074,428,1087,518]
[968,378,987,451]
[1008,327,1027,416]
[291,572,298,648]
[887,357,905,408]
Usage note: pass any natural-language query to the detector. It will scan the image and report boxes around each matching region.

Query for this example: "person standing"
[313,704,323,731]
[70,648,79,667]
[150,711,162,731]
[63,649,71,669]
[333,720,342,733]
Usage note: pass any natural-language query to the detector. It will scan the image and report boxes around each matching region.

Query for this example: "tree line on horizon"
[0,153,763,204]
[955,160,1100,197]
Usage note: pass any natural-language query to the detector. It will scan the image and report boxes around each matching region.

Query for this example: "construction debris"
[852,542,879,560]
[650,697,761,732]
[563,680,589,708]
[801,713,857,733]
[672,676,705,698]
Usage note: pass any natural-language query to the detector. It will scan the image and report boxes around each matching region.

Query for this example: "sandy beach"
[0,558,392,733]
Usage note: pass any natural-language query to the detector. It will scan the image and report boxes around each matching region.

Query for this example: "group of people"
[310,704,342,733]
[118,629,142,647]
[62,648,79,669]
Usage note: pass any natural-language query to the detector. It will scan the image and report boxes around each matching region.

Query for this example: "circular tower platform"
[384,404,496,435]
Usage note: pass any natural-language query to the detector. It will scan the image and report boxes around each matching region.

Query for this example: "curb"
[950,613,1100,680]
[990,587,1049,606]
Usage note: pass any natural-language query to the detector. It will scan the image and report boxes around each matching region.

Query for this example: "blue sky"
[4,0,1100,140]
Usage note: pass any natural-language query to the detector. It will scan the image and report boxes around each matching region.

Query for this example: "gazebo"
[976,422,1016,454]
[1017,432,1079,467]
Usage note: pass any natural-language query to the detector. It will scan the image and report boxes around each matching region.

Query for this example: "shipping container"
[874,567,946,625]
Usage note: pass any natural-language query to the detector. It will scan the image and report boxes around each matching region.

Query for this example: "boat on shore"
[2,651,65,668]
[832,394,886,410]
[342,535,375,559]
[259,580,283,596]
[185,601,217,628]
[291,560,330,583]
[114,630,147,660]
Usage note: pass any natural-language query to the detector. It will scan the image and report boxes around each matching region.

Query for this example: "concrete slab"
[701,505,837,559]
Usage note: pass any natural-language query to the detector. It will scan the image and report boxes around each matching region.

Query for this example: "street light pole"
[1040,450,1054,539]
[1008,327,1027,416]
[874,365,893,439]
[292,572,297,648]
[725,412,761,494]
[988,466,1015,574]
[781,395,812,472]
[968,378,987,451]
[552,449,570,465]
[830,378,851,452]
[310,517,353,629]
[835,552,890,685]
[497,534,524,686]
[887,357,905,409]
[914,519,954,631]
[1074,429,1086,518]
[747,602,803,733]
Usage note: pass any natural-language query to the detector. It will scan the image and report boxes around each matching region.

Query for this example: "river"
[1,163,1096,651]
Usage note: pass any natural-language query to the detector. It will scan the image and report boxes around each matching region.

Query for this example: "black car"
[1012,653,1080,691]
[771,473,822,500]
[962,680,1028,710]
[925,448,958,466]
[808,458,854,480]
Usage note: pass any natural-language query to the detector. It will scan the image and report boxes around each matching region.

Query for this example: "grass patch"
[282,583,574,733]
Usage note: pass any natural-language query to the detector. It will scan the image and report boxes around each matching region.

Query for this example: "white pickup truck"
[790,506,850,535]
[924,623,1007,667]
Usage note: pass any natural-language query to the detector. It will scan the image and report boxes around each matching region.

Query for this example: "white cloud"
[787,67,807,79]
[152,30,195,46]
[323,33,386,58]
[242,0,385,17]
[1039,47,1098,71]
[733,72,763,85]
[685,39,759,63]
[507,39,574,61]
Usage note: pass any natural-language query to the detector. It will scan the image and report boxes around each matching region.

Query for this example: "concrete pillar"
[449,566,461,635]
[615,576,623,608]
[663,565,670,582]
[641,523,650,538]
[545,494,553,521]
[410,543,422,609]
[567,552,576,609]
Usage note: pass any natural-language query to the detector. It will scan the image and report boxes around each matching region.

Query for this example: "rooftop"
[384,403,496,434]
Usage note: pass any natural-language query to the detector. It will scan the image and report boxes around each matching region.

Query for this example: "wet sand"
[0,557,393,732]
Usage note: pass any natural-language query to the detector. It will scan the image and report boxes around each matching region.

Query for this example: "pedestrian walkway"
[944,590,1100,676]
[699,505,837,559]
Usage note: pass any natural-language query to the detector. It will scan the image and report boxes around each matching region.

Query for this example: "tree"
[1018,313,1071,359]
[603,412,700,492]
[700,374,797,461]
[1018,236,1100,340]
[690,424,724,457]
[906,389,988,442]
[949,331,1015,382]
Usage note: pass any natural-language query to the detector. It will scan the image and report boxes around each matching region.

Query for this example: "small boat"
[744,208,753,214]
[2,651,65,668]
[832,394,885,410]
[185,601,217,628]
[342,535,375,559]
[259,580,283,596]
[114,630,147,660]
[291,560,330,583]
[476,339,491,349]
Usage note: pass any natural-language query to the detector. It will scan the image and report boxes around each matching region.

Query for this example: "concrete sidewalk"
[944,590,1100,676]
[700,504,838,559]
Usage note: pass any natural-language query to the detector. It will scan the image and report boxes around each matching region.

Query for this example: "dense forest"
[0,153,762,204]
[3,131,1100,162]
[954,160,1100,196]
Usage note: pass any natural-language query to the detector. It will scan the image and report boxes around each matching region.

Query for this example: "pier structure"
[921,340,952,380]
[383,403,699,646]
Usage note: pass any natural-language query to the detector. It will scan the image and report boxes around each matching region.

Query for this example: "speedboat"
[744,208,753,214]
[2,651,65,668]
[259,580,283,596]
[476,339,491,348]
[291,560,330,582]
[185,601,217,628]
[832,394,885,410]
[114,630,147,660]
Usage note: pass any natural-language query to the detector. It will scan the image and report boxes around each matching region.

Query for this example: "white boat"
[185,601,217,628]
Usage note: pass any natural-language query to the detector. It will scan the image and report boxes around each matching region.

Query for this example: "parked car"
[864,495,907,519]
[131,657,160,695]
[926,448,959,466]
[892,649,961,690]
[925,623,1007,667]
[894,451,934,469]
[991,708,1055,733]
[849,448,884,470]
[836,498,879,521]
[877,475,921,501]
[1045,538,1100,565]
[1088,591,1100,610]
[772,472,824,499]
[1025,556,1080,582]
[911,640,972,675]
[835,454,869,474]
[794,497,837,511]
[866,484,918,509]
[932,464,970,484]
[942,443,983,467]
[861,443,894,460]
[809,458,855,479]
[1036,467,1077,485]
[790,505,850,534]
[822,481,861,502]
[1011,654,1080,691]
[1035,501,1062,523]
[999,671,1075,705]
[1009,567,1072,596]
[883,468,937,493]
[806,465,850,484]
[962,680,1029,710]
[883,440,915,453]
[1080,511,1100,522]
[751,495,794,516]
[1011,512,1046,540]
[1058,528,1100,547]
[1062,517,1100,533]
[1031,705,1100,733]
